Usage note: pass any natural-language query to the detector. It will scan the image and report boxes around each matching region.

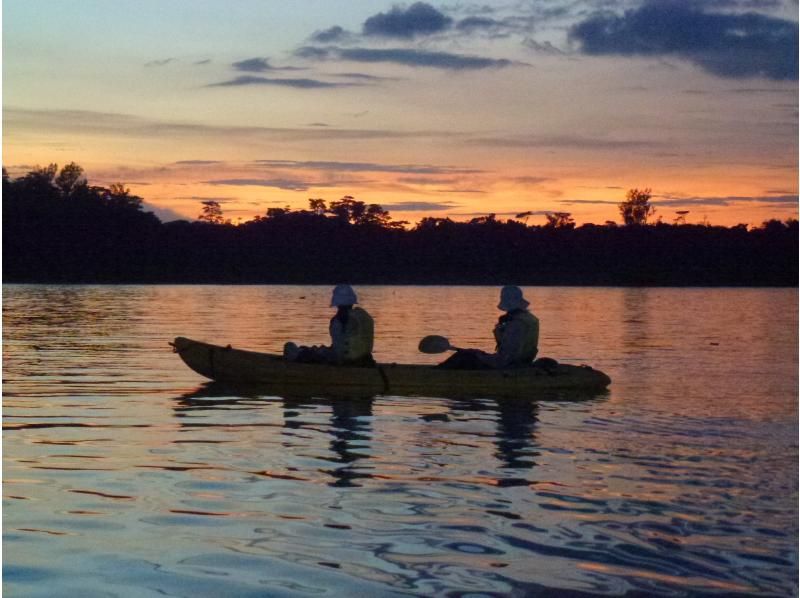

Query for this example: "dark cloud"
[194,59,212,66]
[363,2,453,38]
[655,193,799,206]
[381,201,461,211]
[333,72,398,81]
[254,159,483,174]
[208,75,352,88]
[173,160,224,165]
[702,0,784,8]
[726,86,794,93]
[144,58,174,67]
[296,46,516,70]
[448,210,548,217]
[175,196,236,202]
[456,16,501,31]
[231,57,303,73]
[310,25,350,43]
[231,58,274,72]
[522,38,566,54]
[455,14,542,39]
[294,46,331,60]
[569,1,798,80]
[204,178,314,191]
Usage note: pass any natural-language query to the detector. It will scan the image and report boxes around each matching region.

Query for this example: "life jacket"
[330,307,374,363]
[493,309,539,365]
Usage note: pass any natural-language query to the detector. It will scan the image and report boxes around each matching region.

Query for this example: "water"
[3,285,797,597]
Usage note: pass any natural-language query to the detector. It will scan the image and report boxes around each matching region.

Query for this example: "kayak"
[172,337,611,398]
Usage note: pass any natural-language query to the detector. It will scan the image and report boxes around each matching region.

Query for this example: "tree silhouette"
[329,196,367,223]
[106,183,143,210]
[198,200,226,224]
[308,198,327,216]
[55,162,87,197]
[673,210,689,225]
[3,161,797,286]
[544,212,575,229]
[619,188,655,225]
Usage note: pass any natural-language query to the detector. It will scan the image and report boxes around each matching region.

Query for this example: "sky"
[3,0,798,226]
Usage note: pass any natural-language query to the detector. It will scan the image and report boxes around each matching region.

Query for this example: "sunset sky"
[4,0,798,226]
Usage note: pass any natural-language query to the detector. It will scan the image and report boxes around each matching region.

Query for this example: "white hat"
[498,285,529,311]
[331,284,358,307]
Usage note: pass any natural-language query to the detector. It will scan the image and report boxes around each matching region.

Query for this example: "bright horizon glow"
[3,1,798,227]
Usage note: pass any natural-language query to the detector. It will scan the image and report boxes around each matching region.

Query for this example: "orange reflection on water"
[577,562,755,593]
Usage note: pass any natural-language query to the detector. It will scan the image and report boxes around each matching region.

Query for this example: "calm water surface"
[3,285,798,597]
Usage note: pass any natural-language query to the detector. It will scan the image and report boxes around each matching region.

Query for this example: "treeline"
[3,163,797,286]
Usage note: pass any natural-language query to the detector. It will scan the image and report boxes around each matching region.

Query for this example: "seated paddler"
[438,285,539,370]
[283,284,375,366]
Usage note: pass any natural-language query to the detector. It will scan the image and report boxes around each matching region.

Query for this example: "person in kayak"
[283,284,375,366]
[438,285,539,369]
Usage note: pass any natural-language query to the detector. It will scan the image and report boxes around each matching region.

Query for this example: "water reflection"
[173,383,560,486]
[284,397,375,488]
[6,286,796,597]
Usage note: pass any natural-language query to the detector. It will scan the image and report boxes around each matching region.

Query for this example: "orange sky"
[4,1,798,227]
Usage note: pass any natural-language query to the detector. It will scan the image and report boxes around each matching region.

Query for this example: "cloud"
[194,59,212,66]
[569,2,799,80]
[172,160,224,165]
[448,210,547,217]
[363,2,453,38]
[381,201,461,211]
[253,159,483,174]
[294,46,331,60]
[204,178,314,191]
[231,57,303,72]
[295,46,517,70]
[522,38,566,54]
[563,192,800,208]
[456,16,501,32]
[726,86,795,94]
[310,25,351,43]
[455,15,542,39]
[397,177,459,185]
[654,193,799,206]
[5,107,460,143]
[174,196,236,202]
[207,75,352,88]
[436,188,486,194]
[702,0,784,8]
[558,199,621,205]
[512,176,553,185]
[470,134,665,150]
[231,58,274,72]
[141,201,188,222]
[333,72,398,81]
[144,58,175,67]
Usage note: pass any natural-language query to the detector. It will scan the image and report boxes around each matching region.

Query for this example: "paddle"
[418,335,465,354]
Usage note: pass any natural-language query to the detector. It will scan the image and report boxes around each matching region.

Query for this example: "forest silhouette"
[4,163,797,286]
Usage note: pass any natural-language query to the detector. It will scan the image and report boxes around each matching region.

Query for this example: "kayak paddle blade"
[418,335,453,354]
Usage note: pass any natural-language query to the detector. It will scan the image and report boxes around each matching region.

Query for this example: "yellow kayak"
[172,337,611,398]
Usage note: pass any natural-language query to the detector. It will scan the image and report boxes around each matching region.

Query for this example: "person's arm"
[495,319,526,368]
[329,317,344,353]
